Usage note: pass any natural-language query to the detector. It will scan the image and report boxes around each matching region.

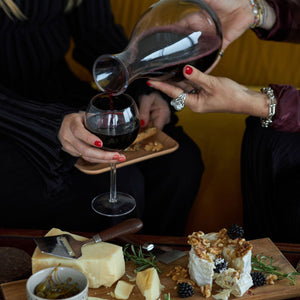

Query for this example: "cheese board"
[1,238,300,300]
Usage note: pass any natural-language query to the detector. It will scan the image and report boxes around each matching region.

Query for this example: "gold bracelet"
[260,87,276,128]
[249,0,264,28]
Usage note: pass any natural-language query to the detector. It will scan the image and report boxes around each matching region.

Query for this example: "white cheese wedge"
[214,268,239,289]
[32,228,125,288]
[136,267,161,300]
[214,268,253,298]
[114,280,135,299]
[212,289,232,300]
[223,246,252,274]
[188,248,214,288]
[231,272,253,297]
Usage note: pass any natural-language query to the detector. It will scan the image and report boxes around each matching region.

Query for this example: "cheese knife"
[34,218,143,259]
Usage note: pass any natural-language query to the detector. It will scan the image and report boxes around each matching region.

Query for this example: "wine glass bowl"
[86,94,140,151]
[85,93,140,217]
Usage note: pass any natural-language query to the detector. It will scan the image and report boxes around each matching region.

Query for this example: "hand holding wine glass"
[85,93,140,217]
[58,111,126,164]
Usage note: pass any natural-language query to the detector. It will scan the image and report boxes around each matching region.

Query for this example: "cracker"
[132,127,157,145]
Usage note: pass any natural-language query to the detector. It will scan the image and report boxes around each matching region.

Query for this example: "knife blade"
[146,243,187,264]
[119,237,187,264]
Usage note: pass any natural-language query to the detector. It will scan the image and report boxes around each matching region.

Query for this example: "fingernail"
[185,66,193,75]
[146,81,152,87]
[118,156,126,162]
[140,119,145,127]
[94,140,103,147]
[113,154,120,160]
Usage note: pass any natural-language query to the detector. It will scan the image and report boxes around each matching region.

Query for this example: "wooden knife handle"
[95,218,143,242]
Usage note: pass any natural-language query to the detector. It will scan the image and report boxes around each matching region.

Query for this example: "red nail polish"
[94,140,102,147]
[185,66,193,75]
[140,119,145,127]
[113,155,120,160]
[146,81,152,87]
[118,156,126,162]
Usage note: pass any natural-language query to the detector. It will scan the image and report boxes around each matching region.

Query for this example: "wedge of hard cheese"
[32,228,125,288]
[114,280,135,299]
[136,267,161,300]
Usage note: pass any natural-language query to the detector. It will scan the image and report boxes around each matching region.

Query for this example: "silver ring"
[219,50,224,58]
[170,92,187,111]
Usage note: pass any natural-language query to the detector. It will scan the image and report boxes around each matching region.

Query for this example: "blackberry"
[251,272,266,287]
[214,257,228,273]
[227,224,244,239]
[177,282,194,298]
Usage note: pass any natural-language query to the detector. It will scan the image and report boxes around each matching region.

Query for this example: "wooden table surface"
[0,227,299,300]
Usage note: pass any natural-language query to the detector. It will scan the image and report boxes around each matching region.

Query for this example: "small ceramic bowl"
[26,266,88,300]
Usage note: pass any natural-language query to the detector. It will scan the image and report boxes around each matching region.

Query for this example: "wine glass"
[85,93,140,217]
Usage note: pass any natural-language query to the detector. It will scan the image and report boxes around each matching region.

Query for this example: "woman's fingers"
[59,112,126,163]
[147,80,183,99]
[183,65,213,92]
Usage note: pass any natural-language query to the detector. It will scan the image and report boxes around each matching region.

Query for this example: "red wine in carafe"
[129,26,221,81]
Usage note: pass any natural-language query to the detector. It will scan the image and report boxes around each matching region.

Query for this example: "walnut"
[266,274,278,285]
[200,285,211,298]
[166,266,194,286]
[218,228,228,239]
[188,237,199,246]
[209,247,222,256]
[209,238,225,255]
[187,231,205,245]
[202,238,210,247]
[144,141,164,152]
[235,239,253,257]
[125,143,141,151]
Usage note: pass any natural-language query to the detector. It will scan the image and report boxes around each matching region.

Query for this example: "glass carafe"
[93,0,222,95]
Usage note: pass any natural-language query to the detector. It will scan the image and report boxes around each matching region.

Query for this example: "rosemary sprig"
[251,253,300,285]
[123,244,161,273]
[164,293,172,300]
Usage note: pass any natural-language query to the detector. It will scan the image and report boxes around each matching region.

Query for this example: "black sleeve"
[0,84,78,194]
[66,0,128,73]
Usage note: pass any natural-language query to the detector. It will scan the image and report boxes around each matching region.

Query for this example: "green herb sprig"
[123,244,161,273]
[164,293,172,300]
[251,253,300,285]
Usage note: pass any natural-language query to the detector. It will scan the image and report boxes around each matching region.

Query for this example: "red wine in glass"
[86,94,140,150]
[85,122,140,151]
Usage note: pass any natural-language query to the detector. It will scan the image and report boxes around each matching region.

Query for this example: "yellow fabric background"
[67,0,300,233]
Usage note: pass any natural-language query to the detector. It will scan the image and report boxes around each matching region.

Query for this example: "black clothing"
[242,117,300,243]
[0,0,203,235]
[242,0,300,243]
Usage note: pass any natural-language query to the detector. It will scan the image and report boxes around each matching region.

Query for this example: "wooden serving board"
[1,238,300,300]
[75,129,179,175]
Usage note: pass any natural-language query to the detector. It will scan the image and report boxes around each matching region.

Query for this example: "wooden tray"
[75,129,179,174]
[1,238,300,300]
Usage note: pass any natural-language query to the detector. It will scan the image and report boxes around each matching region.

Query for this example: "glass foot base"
[91,192,136,217]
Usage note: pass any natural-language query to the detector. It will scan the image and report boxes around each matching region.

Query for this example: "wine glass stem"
[109,162,117,203]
